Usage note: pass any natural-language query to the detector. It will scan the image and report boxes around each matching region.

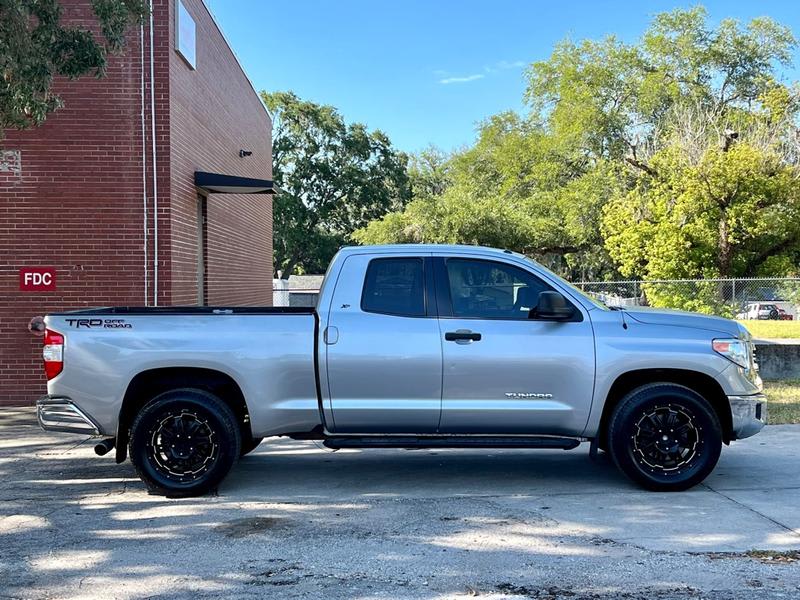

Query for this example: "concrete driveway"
[1,408,799,599]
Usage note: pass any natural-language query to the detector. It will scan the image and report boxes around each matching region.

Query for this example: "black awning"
[195,171,276,194]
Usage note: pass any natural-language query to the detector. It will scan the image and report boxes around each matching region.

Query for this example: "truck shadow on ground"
[227,439,631,498]
[2,409,800,599]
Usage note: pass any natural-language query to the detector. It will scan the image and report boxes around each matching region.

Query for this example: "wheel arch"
[115,367,251,463]
[597,368,733,450]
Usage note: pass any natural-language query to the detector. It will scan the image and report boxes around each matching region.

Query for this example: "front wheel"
[607,383,722,491]
[129,388,241,497]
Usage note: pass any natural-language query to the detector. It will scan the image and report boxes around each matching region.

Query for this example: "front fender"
[583,319,733,438]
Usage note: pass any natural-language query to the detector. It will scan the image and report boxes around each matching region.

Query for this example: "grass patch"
[704,550,800,563]
[763,379,800,424]
[737,320,800,339]
[744,550,800,563]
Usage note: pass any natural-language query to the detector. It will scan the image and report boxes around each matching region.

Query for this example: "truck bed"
[51,306,315,316]
[44,308,321,437]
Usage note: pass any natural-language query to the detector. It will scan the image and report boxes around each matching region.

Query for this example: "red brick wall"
[0,1,152,406]
[149,0,175,308]
[0,0,272,406]
[168,0,273,306]
[205,195,273,305]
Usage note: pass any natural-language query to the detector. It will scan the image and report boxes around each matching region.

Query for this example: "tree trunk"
[717,217,734,306]
[717,218,732,277]
[280,259,297,280]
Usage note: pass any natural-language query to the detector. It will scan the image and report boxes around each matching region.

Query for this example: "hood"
[623,306,743,338]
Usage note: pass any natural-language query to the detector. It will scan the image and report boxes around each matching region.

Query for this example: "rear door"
[435,256,595,435]
[324,253,442,433]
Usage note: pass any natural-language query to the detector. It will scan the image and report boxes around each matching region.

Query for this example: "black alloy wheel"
[608,383,722,491]
[632,404,700,472]
[149,410,218,479]
[129,388,241,497]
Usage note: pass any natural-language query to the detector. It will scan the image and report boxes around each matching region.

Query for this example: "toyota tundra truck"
[37,245,766,496]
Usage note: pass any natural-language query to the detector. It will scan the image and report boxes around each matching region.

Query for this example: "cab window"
[445,258,550,319]
[361,258,425,317]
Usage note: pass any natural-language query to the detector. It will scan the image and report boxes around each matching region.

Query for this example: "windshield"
[520,254,608,310]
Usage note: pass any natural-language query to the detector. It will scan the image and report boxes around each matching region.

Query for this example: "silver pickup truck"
[38,244,766,496]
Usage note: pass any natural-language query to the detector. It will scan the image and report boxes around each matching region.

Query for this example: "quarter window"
[361,258,425,317]
[445,258,550,319]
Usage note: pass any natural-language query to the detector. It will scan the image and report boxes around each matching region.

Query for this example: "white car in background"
[736,303,783,320]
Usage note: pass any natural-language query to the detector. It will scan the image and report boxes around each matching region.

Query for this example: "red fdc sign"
[19,267,57,291]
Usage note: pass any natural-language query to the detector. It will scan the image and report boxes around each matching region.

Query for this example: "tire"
[769,309,780,320]
[240,435,264,457]
[607,383,722,492]
[129,388,241,497]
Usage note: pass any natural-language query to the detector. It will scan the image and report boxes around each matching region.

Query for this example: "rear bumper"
[37,396,100,435]
[729,394,767,440]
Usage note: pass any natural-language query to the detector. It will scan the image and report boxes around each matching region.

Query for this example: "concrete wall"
[755,342,800,380]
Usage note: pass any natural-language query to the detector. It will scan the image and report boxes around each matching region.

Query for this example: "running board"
[322,436,581,450]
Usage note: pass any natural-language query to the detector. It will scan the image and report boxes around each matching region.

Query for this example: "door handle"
[445,330,482,342]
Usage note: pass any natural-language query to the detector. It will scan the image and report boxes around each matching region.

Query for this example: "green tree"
[604,142,800,279]
[591,9,800,311]
[356,109,620,280]
[1,0,147,135]
[525,7,795,161]
[603,141,800,313]
[262,91,411,276]
[407,145,452,201]
[358,6,800,296]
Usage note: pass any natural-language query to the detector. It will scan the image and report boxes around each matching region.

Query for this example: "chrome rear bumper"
[729,394,767,440]
[37,396,100,435]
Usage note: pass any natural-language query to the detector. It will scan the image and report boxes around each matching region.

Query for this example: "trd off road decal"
[64,318,132,329]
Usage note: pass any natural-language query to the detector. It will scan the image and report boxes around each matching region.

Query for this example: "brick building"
[0,0,274,406]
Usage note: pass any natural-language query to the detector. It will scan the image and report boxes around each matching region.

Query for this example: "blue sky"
[205,1,800,154]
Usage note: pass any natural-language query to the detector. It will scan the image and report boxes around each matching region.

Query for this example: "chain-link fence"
[574,278,800,319]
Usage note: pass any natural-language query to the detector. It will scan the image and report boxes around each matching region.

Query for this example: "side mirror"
[530,291,574,321]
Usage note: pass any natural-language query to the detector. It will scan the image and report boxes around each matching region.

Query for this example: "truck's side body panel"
[582,313,761,438]
[322,252,443,433]
[432,252,596,435]
[44,313,320,437]
[437,317,596,435]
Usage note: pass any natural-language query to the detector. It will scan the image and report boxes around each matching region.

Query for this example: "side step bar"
[322,436,581,450]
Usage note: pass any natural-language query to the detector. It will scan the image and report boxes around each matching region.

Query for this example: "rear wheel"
[608,383,722,491]
[129,388,241,497]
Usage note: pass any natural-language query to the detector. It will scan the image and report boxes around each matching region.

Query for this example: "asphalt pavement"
[1,407,799,599]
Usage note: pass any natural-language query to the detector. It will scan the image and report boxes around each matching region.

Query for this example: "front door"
[325,254,442,433]
[435,257,595,435]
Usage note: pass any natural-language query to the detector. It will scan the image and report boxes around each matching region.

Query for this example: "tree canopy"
[356,7,800,298]
[1,0,147,135]
[262,91,411,276]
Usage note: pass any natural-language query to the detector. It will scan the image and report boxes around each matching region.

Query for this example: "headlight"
[712,338,750,368]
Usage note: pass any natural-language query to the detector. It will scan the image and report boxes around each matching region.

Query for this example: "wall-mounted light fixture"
[239,149,253,158]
